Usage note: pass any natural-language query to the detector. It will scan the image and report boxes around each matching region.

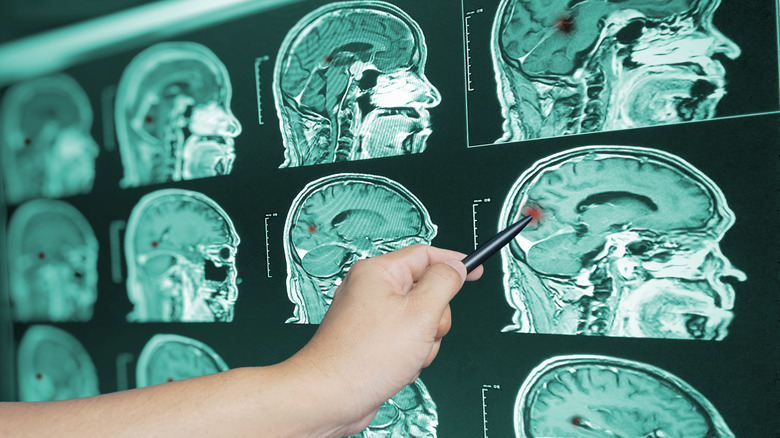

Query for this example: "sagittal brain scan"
[116,42,241,187]
[274,1,440,167]
[515,355,733,437]
[8,199,98,322]
[350,379,438,437]
[284,173,437,323]
[491,0,740,142]
[0,74,99,204]
[17,325,99,402]
[125,189,240,322]
[500,146,745,339]
[136,334,229,387]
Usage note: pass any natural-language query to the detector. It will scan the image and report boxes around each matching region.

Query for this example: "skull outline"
[274,0,441,167]
[0,74,99,205]
[116,42,242,188]
[8,199,98,322]
[125,188,240,322]
[499,145,745,339]
[284,173,437,324]
[490,0,740,142]
[136,333,229,387]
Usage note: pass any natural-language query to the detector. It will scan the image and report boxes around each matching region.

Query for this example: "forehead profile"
[10,200,95,252]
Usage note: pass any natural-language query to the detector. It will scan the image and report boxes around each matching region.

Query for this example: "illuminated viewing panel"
[116,42,241,187]
[0,74,99,204]
[500,146,744,339]
[136,334,229,387]
[515,355,734,437]
[274,1,440,167]
[125,189,240,322]
[284,173,436,323]
[8,200,98,322]
[16,325,99,402]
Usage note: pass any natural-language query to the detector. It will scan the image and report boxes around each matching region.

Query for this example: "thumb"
[409,260,467,312]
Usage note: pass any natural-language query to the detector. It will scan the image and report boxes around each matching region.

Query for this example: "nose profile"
[711,29,741,60]
[222,113,242,137]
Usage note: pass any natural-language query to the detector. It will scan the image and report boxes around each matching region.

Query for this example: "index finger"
[373,244,482,287]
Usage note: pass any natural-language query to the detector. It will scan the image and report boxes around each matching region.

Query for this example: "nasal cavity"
[205,260,228,282]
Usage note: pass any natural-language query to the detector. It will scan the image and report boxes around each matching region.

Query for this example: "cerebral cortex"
[498,0,697,76]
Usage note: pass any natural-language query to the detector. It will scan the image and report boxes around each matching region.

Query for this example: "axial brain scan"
[136,334,229,387]
[350,379,438,437]
[515,355,734,437]
[500,146,745,339]
[491,0,740,141]
[116,42,241,187]
[274,1,440,167]
[284,173,437,323]
[17,325,99,402]
[0,74,99,204]
[125,189,240,322]
[8,199,98,322]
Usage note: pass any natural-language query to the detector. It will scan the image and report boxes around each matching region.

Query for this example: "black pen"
[462,215,533,273]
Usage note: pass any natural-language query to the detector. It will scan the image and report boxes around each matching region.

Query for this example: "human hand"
[287,244,483,436]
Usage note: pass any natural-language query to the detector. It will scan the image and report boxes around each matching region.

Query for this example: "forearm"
[0,364,351,438]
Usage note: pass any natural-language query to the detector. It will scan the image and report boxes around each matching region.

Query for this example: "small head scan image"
[136,334,229,387]
[349,379,438,437]
[115,42,241,187]
[17,325,99,402]
[514,355,734,437]
[125,189,240,322]
[274,1,441,167]
[7,199,98,322]
[491,0,740,142]
[0,74,99,204]
[284,173,437,323]
[500,146,745,339]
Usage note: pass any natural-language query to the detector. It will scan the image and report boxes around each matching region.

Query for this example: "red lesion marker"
[571,416,583,427]
[35,373,43,380]
[24,138,32,146]
[308,224,317,233]
[522,205,543,225]
[145,116,154,124]
[151,241,159,248]
[324,55,333,64]
[37,252,45,260]
[556,15,575,34]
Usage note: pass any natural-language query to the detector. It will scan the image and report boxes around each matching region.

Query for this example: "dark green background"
[1,0,778,436]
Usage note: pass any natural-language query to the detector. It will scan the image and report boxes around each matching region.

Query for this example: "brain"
[130,190,235,254]
[138,335,228,386]
[496,0,698,76]
[291,175,431,256]
[504,146,730,276]
[516,355,732,437]
[279,2,420,115]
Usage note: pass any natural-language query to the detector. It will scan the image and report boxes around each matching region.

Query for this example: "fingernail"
[443,260,467,281]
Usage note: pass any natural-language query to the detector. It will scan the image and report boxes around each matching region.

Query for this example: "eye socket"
[627,241,652,255]
[301,245,354,278]
[219,247,232,261]
[615,19,645,44]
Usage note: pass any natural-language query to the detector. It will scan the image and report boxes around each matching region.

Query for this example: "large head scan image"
[136,334,229,387]
[274,1,441,167]
[125,189,240,322]
[8,199,98,322]
[491,0,740,142]
[284,173,437,323]
[116,42,241,187]
[0,74,99,204]
[17,325,99,402]
[500,146,745,339]
[514,355,733,437]
[349,379,438,437]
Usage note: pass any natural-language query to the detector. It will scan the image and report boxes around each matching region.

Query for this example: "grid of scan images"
[1,0,778,436]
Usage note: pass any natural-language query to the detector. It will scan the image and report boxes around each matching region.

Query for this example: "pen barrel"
[462,215,532,273]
